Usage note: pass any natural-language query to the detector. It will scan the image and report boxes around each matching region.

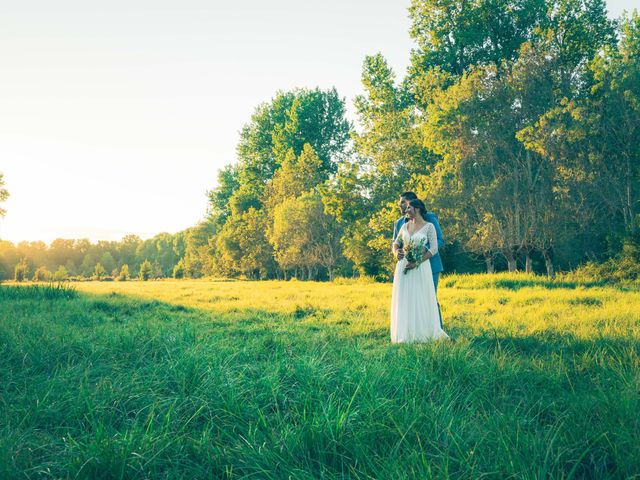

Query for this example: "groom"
[393,192,445,324]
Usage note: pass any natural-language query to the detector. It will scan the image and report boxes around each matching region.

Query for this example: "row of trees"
[0,234,186,281]
[2,0,638,281]
[182,0,639,280]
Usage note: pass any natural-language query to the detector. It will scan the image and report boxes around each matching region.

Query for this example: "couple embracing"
[390,192,449,343]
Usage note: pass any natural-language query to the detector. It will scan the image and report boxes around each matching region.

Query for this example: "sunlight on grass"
[72,275,640,342]
[1,274,639,478]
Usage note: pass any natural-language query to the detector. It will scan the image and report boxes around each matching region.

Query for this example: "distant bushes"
[564,240,640,284]
[441,272,606,290]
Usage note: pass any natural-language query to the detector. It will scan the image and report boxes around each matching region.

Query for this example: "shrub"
[14,260,29,282]
[93,263,107,281]
[52,266,69,282]
[173,260,185,279]
[139,260,152,281]
[117,264,130,281]
[33,266,52,282]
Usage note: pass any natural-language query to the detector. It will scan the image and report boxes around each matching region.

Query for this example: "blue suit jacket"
[393,213,445,274]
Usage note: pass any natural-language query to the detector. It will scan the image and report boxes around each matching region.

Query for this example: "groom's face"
[399,197,409,215]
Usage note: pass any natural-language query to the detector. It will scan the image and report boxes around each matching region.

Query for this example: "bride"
[391,199,449,343]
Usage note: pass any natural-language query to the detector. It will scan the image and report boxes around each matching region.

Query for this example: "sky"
[0,0,636,245]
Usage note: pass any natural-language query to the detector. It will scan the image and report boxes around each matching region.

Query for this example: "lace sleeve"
[427,223,438,256]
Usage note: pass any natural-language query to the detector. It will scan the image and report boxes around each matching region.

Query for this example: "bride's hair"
[408,199,429,220]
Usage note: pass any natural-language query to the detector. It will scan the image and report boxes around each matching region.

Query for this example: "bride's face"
[406,205,416,219]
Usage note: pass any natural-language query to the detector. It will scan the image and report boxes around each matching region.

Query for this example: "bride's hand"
[404,261,416,271]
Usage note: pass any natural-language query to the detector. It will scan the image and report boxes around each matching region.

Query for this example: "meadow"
[0,274,639,479]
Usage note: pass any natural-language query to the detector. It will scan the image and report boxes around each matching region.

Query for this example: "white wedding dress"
[391,222,448,343]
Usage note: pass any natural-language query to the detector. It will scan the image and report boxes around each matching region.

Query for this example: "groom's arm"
[427,213,445,251]
[392,219,399,243]
[392,219,401,249]
[392,219,405,260]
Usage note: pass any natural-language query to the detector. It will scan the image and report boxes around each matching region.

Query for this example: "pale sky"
[0,0,635,244]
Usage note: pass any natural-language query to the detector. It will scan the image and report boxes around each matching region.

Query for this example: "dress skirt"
[390,257,448,343]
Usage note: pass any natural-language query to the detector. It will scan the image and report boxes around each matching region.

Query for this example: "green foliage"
[14,259,29,282]
[117,264,130,281]
[93,262,106,280]
[0,172,8,218]
[52,265,69,282]
[270,193,342,279]
[353,54,432,203]
[99,252,116,274]
[264,144,326,212]
[567,237,640,283]
[181,218,219,278]
[215,208,275,279]
[32,266,51,282]
[232,87,350,214]
[409,0,548,76]
[1,3,636,281]
[172,260,185,279]
[207,164,240,218]
[138,260,152,281]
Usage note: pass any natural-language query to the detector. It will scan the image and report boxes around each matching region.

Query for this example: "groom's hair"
[400,192,418,201]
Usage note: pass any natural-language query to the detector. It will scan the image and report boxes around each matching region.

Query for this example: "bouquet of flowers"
[403,237,427,274]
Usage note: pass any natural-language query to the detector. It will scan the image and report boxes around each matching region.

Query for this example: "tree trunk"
[525,252,532,274]
[504,248,517,272]
[626,152,636,234]
[543,249,555,279]
[484,254,495,273]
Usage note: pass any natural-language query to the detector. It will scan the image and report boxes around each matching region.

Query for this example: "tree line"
[1,0,638,281]
[0,234,186,281]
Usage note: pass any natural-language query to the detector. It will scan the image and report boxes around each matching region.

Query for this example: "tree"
[233,88,351,213]
[172,260,185,279]
[353,54,432,204]
[117,235,142,271]
[0,173,8,218]
[52,265,69,281]
[99,252,116,275]
[118,264,130,281]
[263,144,327,213]
[408,0,547,77]
[270,193,341,280]
[576,12,640,235]
[0,241,18,281]
[138,260,152,281]
[215,208,276,279]
[48,239,76,271]
[517,11,638,264]
[182,218,218,278]
[14,259,29,282]
[33,266,51,282]
[93,262,107,280]
[80,250,99,278]
[207,164,240,220]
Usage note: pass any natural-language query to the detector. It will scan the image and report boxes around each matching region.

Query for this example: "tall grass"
[0,276,638,478]
[0,282,78,300]
[441,271,612,290]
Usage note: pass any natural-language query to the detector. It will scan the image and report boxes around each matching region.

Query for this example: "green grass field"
[1,274,639,479]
